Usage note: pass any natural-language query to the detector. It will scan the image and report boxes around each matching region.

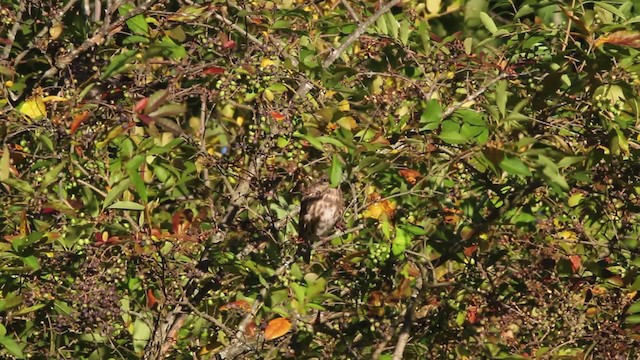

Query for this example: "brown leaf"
[264,317,292,341]
[203,66,225,75]
[220,300,250,312]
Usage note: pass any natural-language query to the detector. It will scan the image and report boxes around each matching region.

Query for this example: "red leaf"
[134,97,148,113]
[70,111,90,134]
[203,66,225,75]
[223,40,237,49]
[146,289,158,308]
[269,111,285,121]
[137,113,154,125]
[41,207,58,215]
[264,318,292,341]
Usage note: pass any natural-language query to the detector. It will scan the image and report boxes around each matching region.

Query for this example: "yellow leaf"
[0,145,9,181]
[19,97,47,119]
[264,317,291,341]
[336,116,357,130]
[42,95,68,102]
[260,59,276,69]
[338,99,350,111]
[49,23,63,40]
[426,0,441,13]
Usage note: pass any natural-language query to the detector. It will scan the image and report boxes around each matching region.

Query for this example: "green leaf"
[329,154,342,187]
[100,49,137,80]
[0,336,24,359]
[392,227,411,256]
[537,155,569,190]
[126,155,147,203]
[266,83,288,93]
[420,100,442,130]
[627,301,640,314]
[499,156,531,177]
[41,160,66,188]
[305,276,327,300]
[376,14,388,35]
[108,201,145,211]
[1,178,35,194]
[145,89,169,113]
[439,120,468,144]
[126,15,149,36]
[479,12,498,34]
[595,3,627,20]
[149,103,186,118]
[12,303,46,316]
[132,318,151,354]
[567,193,583,207]
[625,314,640,324]
[385,12,399,39]
[103,179,131,209]
[399,20,411,45]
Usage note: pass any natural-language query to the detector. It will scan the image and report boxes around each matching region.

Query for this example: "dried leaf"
[264,317,292,341]
[203,66,225,75]
[596,31,640,48]
[220,300,250,312]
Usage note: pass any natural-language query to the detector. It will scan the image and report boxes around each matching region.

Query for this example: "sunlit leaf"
[264,318,292,341]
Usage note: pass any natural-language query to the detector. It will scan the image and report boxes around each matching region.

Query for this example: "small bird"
[298,180,344,243]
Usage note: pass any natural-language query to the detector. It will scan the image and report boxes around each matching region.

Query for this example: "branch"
[322,0,402,69]
[441,72,511,119]
[392,301,414,360]
[296,0,402,97]
[41,0,158,80]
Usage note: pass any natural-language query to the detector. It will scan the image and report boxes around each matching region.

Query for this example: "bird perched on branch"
[298,180,344,244]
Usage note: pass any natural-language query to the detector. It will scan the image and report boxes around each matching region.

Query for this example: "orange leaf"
[70,111,90,134]
[146,289,158,308]
[569,255,581,273]
[466,306,478,324]
[463,245,478,257]
[264,317,292,341]
[398,169,421,185]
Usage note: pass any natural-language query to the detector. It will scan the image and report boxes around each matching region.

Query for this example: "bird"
[298,180,344,244]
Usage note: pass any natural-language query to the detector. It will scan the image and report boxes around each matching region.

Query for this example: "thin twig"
[297,0,402,97]
[340,0,360,23]
[2,0,26,60]
[441,72,511,119]
[41,0,158,80]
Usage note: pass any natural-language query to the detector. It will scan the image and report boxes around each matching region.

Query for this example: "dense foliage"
[3,0,640,358]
